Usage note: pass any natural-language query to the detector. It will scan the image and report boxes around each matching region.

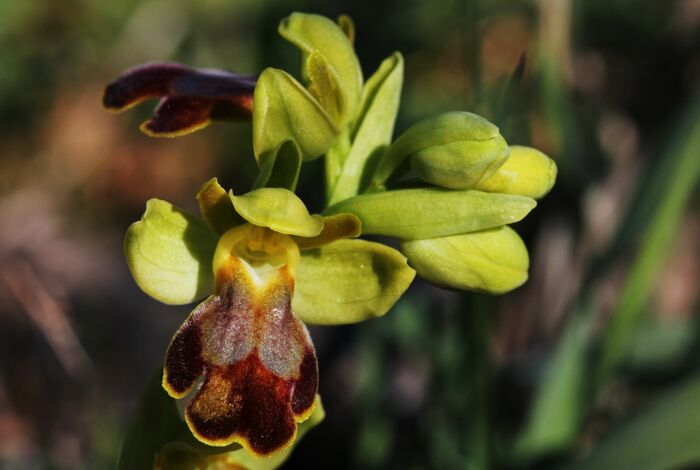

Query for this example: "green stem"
[324,128,351,206]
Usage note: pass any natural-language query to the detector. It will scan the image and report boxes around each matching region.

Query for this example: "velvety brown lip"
[103,62,255,136]
[163,257,318,456]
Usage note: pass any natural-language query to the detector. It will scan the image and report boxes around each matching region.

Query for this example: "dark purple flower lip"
[103,62,257,137]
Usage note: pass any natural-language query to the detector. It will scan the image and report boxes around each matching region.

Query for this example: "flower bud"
[371,111,507,189]
[400,226,529,294]
[410,134,509,189]
[477,145,557,199]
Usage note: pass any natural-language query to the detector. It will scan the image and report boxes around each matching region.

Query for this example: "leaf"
[196,177,243,234]
[324,188,536,240]
[328,52,404,205]
[598,97,700,381]
[369,111,500,190]
[253,138,303,191]
[293,239,415,325]
[230,188,324,237]
[125,199,217,305]
[570,375,700,470]
[513,314,589,460]
[400,226,529,293]
[477,145,557,199]
[279,12,363,128]
[253,68,337,162]
[118,368,182,470]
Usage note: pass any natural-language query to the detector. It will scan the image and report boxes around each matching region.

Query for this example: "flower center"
[213,223,300,292]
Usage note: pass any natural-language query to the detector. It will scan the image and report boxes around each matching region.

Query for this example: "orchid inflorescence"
[105,12,556,467]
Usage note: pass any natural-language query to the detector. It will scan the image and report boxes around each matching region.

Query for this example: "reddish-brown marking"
[143,97,214,136]
[103,63,189,110]
[187,350,317,455]
[163,258,318,456]
[291,348,318,415]
[164,320,203,395]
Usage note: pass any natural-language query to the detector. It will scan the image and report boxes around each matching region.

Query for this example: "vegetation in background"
[0,0,698,468]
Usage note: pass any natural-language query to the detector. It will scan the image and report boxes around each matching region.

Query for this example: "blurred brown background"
[0,0,699,468]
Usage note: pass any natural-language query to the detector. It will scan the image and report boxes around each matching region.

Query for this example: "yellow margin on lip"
[180,394,317,459]
[163,359,318,458]
[139,118,212,138]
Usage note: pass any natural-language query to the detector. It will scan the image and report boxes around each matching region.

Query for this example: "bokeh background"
[1,0,699,468]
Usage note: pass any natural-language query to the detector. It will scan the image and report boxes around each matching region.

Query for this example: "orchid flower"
[125,180,414,457]
[109,12,557,468]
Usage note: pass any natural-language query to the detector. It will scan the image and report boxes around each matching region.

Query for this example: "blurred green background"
[0,0,699,468]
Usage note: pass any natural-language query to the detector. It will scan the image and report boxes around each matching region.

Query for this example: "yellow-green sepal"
[400,226,529,294]
[324,188,536,240]
[293,239,415,325]
[124,199,217,305]
[279,12,363,128]
[253,68,337,162]
[370,111,501,189]
[229,188,324,237]
[410,134,509,189]
[328,52,404,204]
[196,178,243,234]
[477,145,558,199]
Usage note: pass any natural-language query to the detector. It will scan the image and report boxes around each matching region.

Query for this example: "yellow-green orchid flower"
[109,12,560,467]
[125,179,415,457]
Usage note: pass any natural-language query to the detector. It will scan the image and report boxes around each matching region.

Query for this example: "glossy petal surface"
[125,199,217,305]
[477,145,558,199]
[293,239,415,325]
[400,226,529,294]
[325,188,536,240]
[253,68,337,161]
[279,12,363,127]
[230,188,324,237]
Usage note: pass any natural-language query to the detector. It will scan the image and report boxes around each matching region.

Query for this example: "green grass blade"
[598,98,700,382]
[571,374,700,470]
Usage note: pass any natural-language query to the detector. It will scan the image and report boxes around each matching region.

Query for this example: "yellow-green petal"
[324,188,536,240]
[293,213,362,250]
[125,199,217,305]
[293,239,415,325]
[230,188,324,237]
[253,68,337,162]
[400,226,529,294]
[196,177,243,234]
[477,145,558,199]
[279,12,363,128]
